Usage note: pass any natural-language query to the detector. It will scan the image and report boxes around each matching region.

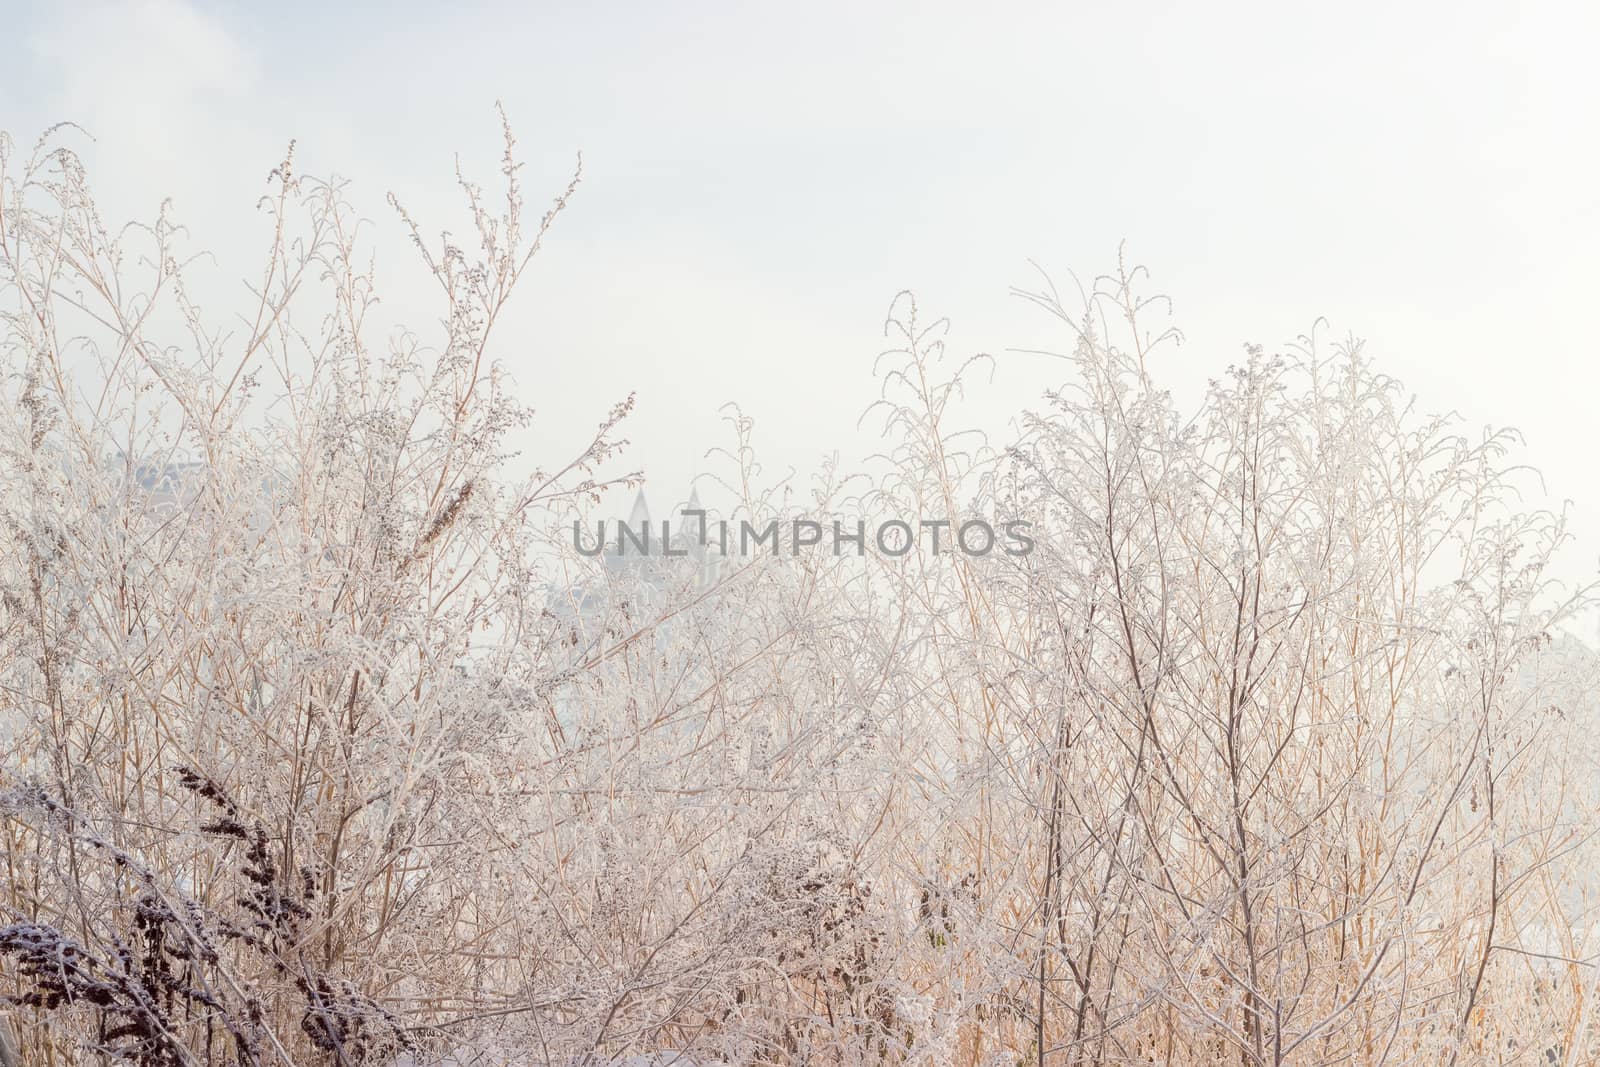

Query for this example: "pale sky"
[4,0,1599,579]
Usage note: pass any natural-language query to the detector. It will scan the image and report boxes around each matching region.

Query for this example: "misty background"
[3,0,1597,581]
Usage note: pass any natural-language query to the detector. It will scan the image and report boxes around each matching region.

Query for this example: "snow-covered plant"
[0,116,639,1063]
[2,117,1598,1067]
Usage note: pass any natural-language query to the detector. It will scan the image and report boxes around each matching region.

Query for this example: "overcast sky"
[4,0,1599,579]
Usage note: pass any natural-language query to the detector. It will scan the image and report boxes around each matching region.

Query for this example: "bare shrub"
[2,120,1597,1067]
